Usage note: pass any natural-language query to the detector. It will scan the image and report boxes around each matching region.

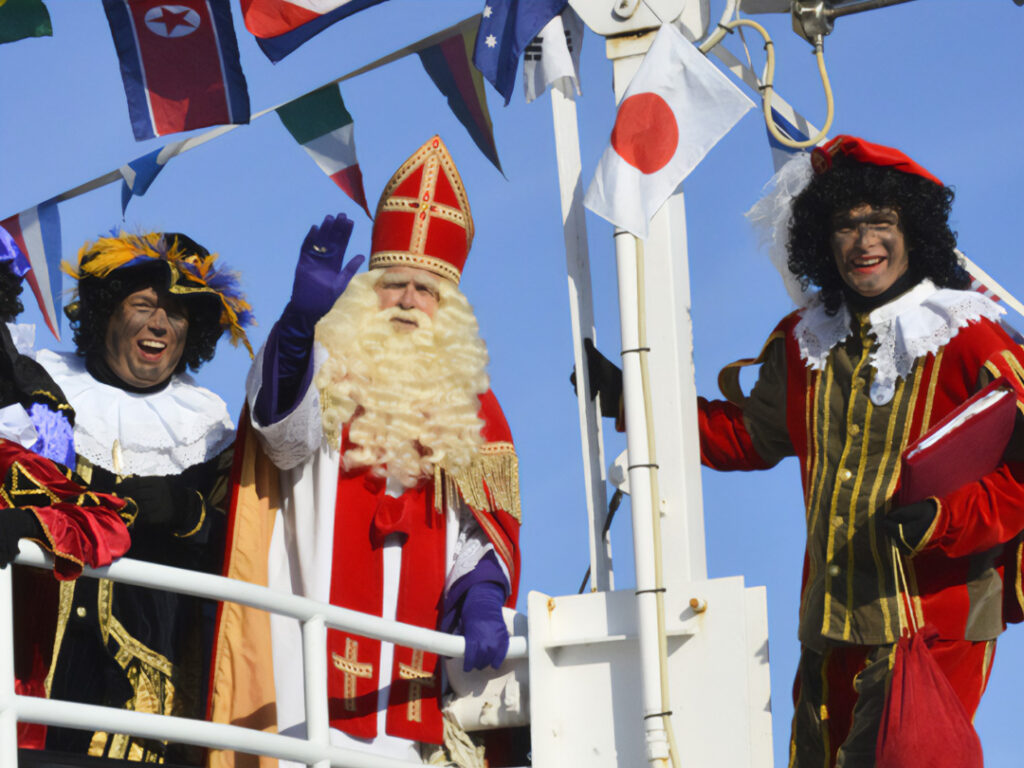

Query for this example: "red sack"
[875,624,983,768]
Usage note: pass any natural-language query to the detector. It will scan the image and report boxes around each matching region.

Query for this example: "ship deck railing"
[1,542,529,768]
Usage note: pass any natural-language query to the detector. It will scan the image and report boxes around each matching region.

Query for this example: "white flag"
[584,23,754,239]
[522,6,584,104]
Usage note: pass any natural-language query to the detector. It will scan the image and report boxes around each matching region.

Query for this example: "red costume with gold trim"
[1,439,131,748]
[697,134,1024,766]
[699,286,1024,765]
[701,308,1024,638]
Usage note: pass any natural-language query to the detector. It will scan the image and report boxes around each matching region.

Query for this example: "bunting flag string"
[3,14,504,335]
[11,14,495,216]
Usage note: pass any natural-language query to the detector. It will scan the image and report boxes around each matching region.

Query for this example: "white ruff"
[794,280,1005,405]
[36,349,235,475]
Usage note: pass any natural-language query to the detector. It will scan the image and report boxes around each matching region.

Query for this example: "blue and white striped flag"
[119,141,185,213]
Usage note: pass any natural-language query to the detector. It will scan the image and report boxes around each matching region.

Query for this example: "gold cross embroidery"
[398,650,436,723]
[331,638,374,712]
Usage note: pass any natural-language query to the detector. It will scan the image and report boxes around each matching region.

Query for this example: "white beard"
[314,272,489,488]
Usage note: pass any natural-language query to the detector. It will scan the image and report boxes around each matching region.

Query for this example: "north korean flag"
[103,0,250,141]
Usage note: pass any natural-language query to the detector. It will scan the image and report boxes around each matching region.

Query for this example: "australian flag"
[473,0,567,105]
[103,0,250,141]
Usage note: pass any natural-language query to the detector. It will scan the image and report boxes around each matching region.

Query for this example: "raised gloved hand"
[290,213,364,320]
[0,508,43,568]
[460,579,510,672]
[883,499,938,555]
[257,214,366,424]
[569,338,623,419]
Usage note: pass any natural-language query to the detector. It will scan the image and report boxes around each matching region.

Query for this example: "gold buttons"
[840,468,853,481]
[828,564,841,576]
[849,424,861,436]
[833,517,844,528]
[75,607,87,618]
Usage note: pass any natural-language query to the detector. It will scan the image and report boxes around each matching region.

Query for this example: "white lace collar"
[795,280,1005,405]
[36,349,235,476]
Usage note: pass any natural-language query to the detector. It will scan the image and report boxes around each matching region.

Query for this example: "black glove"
[883,499,938,555]
[569,338,623,419]
[0,508,44,568]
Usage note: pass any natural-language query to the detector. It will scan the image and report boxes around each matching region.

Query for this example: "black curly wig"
[787,157,970,315]
[0,262,24,324]
[68,234,224,374]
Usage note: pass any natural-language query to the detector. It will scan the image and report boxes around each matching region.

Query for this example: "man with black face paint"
[697,137,1024,766]
[34,231,253,764]
[582,136,1024,767]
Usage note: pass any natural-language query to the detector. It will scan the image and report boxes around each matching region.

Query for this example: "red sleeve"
[697,397,773,471]
[0,440,131,580]
[926,327,1024,557]
[928,461,1024,557]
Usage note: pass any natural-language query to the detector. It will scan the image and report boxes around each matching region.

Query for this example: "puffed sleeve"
[699,334,794,471]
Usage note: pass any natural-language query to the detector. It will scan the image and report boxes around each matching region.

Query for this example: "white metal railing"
[2,542,528,768]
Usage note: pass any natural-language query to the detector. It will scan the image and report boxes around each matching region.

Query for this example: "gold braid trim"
[434,442,521,522]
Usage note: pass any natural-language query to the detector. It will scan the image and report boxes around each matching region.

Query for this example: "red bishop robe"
[208,389,521,766]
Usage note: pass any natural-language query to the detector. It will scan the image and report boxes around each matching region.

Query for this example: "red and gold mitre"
[369,135,473,285]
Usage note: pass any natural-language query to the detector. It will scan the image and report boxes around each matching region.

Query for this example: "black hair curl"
[787,157,969,315]
[0,263,24,324]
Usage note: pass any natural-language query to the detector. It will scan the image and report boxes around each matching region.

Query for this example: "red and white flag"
[0,203,62,340]
[584,23,753,239]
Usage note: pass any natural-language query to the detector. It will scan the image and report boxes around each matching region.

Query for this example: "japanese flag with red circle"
[584,23,753,239]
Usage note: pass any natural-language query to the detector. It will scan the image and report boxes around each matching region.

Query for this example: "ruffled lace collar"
[36,349,235,475]
[795,280,1005,405]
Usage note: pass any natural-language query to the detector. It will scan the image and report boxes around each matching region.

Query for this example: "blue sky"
[3,1,1024,765]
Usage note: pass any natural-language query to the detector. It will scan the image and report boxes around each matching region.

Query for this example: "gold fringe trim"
[435,442,520,522]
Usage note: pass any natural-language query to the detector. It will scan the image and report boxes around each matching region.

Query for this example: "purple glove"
[255,214,364,424]
[291,213,364,319]
[461,580,510,671]
[444,552,510,672]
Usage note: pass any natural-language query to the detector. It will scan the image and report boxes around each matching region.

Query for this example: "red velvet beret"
[811,135,943,187]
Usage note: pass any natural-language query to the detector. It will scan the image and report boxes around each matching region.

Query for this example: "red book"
[898,377,1019,505]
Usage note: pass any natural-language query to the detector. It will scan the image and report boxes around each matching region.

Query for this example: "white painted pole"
[614,229,670,768]
[303,615,330,768]
[0,565,16,767]
[549,82,614,592]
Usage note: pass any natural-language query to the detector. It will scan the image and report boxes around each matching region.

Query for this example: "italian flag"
[276,84,370,216]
